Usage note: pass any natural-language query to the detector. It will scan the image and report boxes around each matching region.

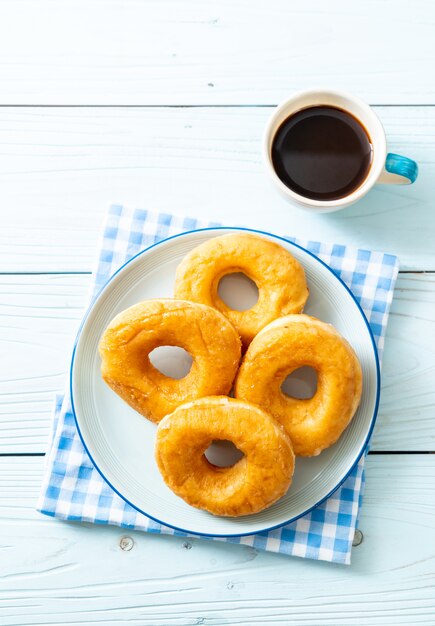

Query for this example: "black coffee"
[271,105,373,201]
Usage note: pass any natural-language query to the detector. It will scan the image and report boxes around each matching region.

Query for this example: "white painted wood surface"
[0,106,429,272]
[1,0,434,623]
[1,273,434,453]
[0,0,434,105]
[1,455,434,625]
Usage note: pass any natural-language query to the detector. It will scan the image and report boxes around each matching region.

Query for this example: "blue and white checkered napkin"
[38,204,399,565]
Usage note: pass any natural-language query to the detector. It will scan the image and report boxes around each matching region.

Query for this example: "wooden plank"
[0,273,433,453]
[0,0,434,105]
[376,273,435,451]
[0,274,88,452]
[0,454,433,625]
[0,106,431,272]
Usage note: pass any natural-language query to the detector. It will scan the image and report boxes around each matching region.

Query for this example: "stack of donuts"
[99,233,362,517]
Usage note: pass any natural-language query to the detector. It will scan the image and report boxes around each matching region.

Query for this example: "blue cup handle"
[377,152,418,185]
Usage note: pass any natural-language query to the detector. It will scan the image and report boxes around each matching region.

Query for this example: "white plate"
[71,227,380,537]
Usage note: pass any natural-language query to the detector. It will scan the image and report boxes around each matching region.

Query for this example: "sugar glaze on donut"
[174,233,309,347]
[99,299,241,422]
[155,396,295,516]
[235,315,363,456]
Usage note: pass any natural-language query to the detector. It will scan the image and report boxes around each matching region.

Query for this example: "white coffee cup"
[263,89,418,213]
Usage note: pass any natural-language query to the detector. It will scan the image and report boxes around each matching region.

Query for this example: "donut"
[174,233,309,347]
[234,315,363,456]
[155,396,295,516]
[99,299,241,422]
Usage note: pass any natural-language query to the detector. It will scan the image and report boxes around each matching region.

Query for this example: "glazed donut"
[235,315,363,456]
[174,233,309,347]
[99,299,241,423]
[155,396,295,516]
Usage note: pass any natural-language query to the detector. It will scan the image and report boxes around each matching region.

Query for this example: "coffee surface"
[271,105,373,201]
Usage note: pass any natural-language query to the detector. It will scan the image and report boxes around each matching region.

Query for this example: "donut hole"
[281,366,318,400]
[218,272,259,311]
[149,346,193,380]
[205,439,244,468]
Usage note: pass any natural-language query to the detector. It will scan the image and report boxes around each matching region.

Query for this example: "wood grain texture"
[0,0,434,105]
[0,455,434,625]
[0,273,433,453]
[0,106,430,272]
[377,273,435,451]
[0,274,87,452]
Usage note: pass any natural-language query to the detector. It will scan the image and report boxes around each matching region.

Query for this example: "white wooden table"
[1,2,434,624]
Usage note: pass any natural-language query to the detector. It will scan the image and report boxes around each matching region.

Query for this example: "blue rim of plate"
[70,226,381,538]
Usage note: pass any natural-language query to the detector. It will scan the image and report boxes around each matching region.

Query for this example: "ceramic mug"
[263,89,418,213]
